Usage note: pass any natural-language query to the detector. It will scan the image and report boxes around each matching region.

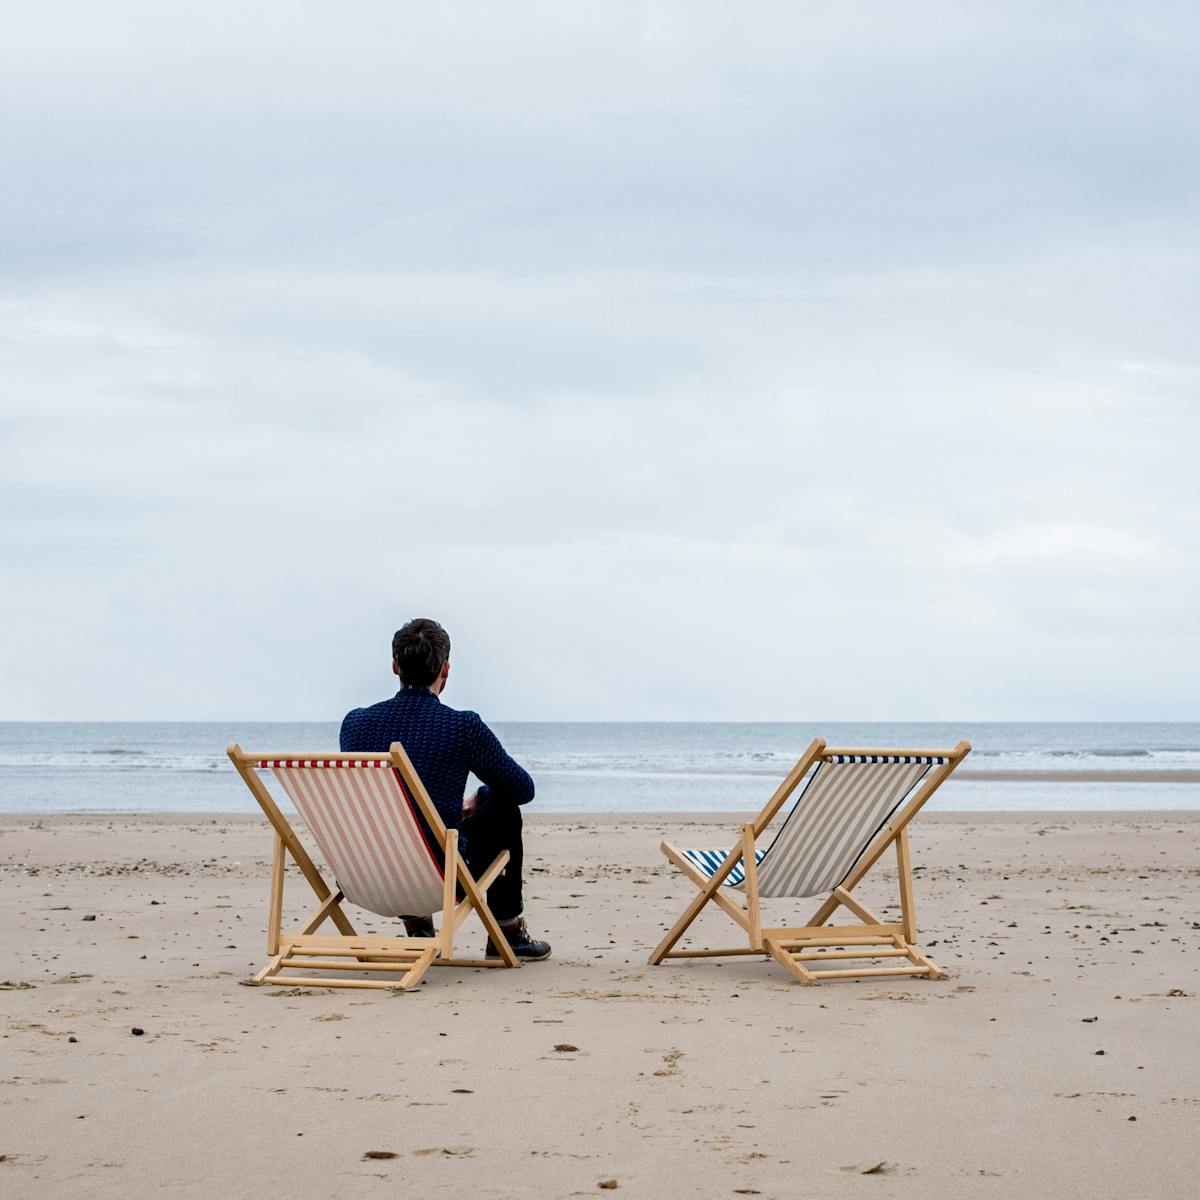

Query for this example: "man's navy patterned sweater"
[339,686,534,830]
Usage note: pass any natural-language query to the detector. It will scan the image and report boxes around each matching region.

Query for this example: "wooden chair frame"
[228,742,520,991]
[649,737,971,984]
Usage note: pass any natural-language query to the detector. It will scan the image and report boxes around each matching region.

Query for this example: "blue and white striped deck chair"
[649,737,971,985]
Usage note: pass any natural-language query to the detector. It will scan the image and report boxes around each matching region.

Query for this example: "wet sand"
[2,811,1198,1199]
[955,769,1200,783]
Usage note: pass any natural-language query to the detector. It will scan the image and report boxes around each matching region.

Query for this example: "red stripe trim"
[392,768,443,872]
[256,759,393,769]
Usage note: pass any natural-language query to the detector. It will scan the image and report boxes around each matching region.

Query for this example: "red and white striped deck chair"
[227,742,520,991]
[649,737,971,985]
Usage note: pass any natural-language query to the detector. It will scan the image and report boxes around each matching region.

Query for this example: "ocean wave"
[1048,749,1152,759]
[0,752,227,772]
[1,740,1199,778]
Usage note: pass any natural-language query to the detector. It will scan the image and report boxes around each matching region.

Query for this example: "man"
[339,617,551,960]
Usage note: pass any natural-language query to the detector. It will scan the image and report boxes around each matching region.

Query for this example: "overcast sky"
[2,3,1197,722]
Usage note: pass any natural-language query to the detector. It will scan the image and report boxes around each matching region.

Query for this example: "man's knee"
[488,795,523,840]
[468,793,523,843]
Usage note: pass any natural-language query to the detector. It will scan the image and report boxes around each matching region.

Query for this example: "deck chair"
[649,737,971,984]
[227,742,520,991]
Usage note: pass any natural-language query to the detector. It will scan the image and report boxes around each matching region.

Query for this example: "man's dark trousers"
[460,790,524,922]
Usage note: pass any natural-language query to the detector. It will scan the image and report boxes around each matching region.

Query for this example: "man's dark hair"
[392,618,451,687]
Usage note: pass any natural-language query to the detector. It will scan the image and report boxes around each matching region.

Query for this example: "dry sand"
[1,810,1198,1199]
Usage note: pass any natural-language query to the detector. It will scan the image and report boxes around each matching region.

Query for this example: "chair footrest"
[804,964,936,980]
[793,946,910,961]
[763,932,944,985]
[264,974,411,991]
[284,934,431,958]
[279,956,425,971]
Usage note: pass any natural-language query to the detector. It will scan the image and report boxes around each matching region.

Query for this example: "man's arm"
[467,716,535,807]
[338,711,361,752]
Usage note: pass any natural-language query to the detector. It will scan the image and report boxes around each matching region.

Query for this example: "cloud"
[1,3,1198,720]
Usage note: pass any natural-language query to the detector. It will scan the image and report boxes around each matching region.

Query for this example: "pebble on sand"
[131,1027,145,1036]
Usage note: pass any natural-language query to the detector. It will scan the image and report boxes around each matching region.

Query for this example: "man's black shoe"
[403,916,436,939]
[485,916,551,961]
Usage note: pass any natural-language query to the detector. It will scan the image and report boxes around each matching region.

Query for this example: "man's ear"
[392,659,400,677]
[440,659,450,681]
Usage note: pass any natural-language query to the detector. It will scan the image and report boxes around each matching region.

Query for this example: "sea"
[0,721,1198,814]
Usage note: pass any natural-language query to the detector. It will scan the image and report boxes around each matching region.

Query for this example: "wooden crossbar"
[280,957,422,971]
[803,965,933,980]
[762,924,899,941]
[264,975,413,991]
[793,947,909,961]
[820,746,959,758]
[285,935,427,953]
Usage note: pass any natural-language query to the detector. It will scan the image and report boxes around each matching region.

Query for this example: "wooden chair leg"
[398,947,438,989]
[895,827,918,945]
[763,937,818,985]
[649,839,749,964]
[267,833,285,956]
[299,889,352,937]
[831,885,887,928]
[254,953,284,984]
[649,878,717,964]
[742,825,763,951]
[440,831,459,960]
[456,859,520,968]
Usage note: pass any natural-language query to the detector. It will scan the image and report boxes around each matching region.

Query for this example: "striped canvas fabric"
[266,761,445,918]
[755,757,943,899]
[681,847,768,888]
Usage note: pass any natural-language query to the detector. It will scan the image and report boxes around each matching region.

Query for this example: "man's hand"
[462,787,481,821]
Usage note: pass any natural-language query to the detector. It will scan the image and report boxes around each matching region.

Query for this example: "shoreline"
[958,768,1200,782]
[3,808,1200,828]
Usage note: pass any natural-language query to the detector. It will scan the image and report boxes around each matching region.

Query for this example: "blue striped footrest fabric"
[681,847,768,887]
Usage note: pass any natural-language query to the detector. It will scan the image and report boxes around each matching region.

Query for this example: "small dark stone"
[1082,1017,1098,1023]
[131,1027,145,1036]
[82,914,96,922]
[1094,1049,1105,1055]
[1128,1116,1137,1122]
[68,1036,78,1043]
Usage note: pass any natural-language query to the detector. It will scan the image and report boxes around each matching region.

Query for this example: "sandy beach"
[2,810,1198,1199]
